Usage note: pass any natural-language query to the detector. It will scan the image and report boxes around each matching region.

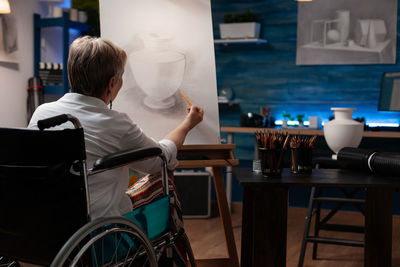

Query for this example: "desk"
[221,126,400,214]
[234,168,399,267]
[221,126,400,138]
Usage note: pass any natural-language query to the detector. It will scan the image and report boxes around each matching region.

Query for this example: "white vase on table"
[323,108,363,159]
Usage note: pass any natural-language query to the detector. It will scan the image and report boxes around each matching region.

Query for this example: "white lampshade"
[0,0,10,14]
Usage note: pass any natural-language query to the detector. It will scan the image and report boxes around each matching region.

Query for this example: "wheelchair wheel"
[51,216,157,267]
[0,257,20,267]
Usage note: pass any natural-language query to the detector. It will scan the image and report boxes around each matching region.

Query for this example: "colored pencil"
[179,89,192,106]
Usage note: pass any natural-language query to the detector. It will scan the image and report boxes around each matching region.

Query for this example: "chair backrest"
[0,127,88,265]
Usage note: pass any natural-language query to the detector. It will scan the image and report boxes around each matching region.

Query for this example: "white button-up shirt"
[28,93,178,219]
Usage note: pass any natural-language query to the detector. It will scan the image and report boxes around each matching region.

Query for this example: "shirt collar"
[60,93,108,109]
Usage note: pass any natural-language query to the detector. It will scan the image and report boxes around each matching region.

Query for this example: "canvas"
[99,0,220,144]
[296,0,397,65]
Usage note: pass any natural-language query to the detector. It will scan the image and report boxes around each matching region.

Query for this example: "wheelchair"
[0,114,196,267]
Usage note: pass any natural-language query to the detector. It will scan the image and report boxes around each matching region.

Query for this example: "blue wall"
[213,0,400,159]
[211,0,400,210]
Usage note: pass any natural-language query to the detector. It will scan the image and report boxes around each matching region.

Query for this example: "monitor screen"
[379,72,400,111]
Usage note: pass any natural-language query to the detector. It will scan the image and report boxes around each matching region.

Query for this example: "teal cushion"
[123,195,171,240]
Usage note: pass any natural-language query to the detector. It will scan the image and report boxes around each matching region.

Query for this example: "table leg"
[226,132,234,212]
[241,186,288,267]
[365,187,392,267]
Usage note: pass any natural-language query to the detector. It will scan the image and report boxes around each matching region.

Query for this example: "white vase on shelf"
[323,108,363,159]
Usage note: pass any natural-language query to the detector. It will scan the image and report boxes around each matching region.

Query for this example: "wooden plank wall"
[212,0,400,159]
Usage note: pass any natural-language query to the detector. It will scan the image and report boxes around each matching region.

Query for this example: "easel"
[177,144,239,267]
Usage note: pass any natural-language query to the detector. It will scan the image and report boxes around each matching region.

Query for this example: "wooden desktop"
[221,126,400,139]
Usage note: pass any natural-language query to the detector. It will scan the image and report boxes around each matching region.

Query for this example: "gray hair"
[67,36,127,97]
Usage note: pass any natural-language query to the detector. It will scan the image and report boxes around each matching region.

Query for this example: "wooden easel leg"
[211,166,239,267]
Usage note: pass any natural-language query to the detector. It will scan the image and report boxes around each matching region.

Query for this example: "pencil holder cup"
[258,148,285,178]
[290,147,313,174]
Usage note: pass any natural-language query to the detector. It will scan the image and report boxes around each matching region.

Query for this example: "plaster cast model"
[323,107,363,159]
[296,0,397,65]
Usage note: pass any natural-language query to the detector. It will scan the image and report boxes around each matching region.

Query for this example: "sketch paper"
[296,0,397,65]
[99,0,220,144]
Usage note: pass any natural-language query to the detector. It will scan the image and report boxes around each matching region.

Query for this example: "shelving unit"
[214,38,267,46]
[33,12,89,95]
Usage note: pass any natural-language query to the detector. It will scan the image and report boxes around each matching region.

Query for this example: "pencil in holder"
[259,147,285,178]
[290,147,312,174]
[289,135,317,174]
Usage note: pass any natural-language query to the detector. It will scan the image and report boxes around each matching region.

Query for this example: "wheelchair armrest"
[38,114,82,130]
[91,147,162,172]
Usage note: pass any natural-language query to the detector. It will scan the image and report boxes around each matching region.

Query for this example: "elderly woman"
[28,36,204,222]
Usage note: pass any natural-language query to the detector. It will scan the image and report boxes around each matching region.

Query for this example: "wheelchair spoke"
[122,242,133,265]
[110,231,124,264]
[102,231,105,266]
[142,257,149,267]
[0,256,19,267]
[128,244,142,265]
[91,243,99,267]
[76,243,89,267]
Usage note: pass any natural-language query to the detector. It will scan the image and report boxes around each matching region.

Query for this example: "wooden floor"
[184,204,400,267]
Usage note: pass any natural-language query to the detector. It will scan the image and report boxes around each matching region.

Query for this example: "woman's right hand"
[163,105,204,149]
[185,105,204,130]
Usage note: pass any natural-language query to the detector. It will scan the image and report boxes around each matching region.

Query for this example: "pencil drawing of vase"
[336,10,350,45]
[129,32,186,109]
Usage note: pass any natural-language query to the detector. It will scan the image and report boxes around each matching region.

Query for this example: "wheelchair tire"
[50,216,157,267]
[0,256,20,267]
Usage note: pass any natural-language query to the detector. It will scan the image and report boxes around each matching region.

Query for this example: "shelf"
[214,38,267,45]
[34,12,89,95]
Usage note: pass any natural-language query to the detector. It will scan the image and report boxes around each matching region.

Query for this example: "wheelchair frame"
[0,114,196,267]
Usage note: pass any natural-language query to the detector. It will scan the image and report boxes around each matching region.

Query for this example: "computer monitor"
[379,72,400,111]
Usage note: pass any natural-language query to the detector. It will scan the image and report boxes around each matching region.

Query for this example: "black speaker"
[173,171,211,218]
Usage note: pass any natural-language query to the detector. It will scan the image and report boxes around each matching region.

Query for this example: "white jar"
[323,107,363,158]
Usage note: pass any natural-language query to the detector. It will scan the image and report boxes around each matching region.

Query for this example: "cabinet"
[33,12,89,94]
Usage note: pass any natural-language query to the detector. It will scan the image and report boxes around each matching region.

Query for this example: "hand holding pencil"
[178,89,204,129]
[185,105,204,130]
[162,89,203,149]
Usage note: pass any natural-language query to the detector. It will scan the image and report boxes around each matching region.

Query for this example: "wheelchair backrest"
[0,127,89,265]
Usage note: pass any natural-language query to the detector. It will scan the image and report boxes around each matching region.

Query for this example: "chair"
[297,157,365,267]
[0,114,196,267]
